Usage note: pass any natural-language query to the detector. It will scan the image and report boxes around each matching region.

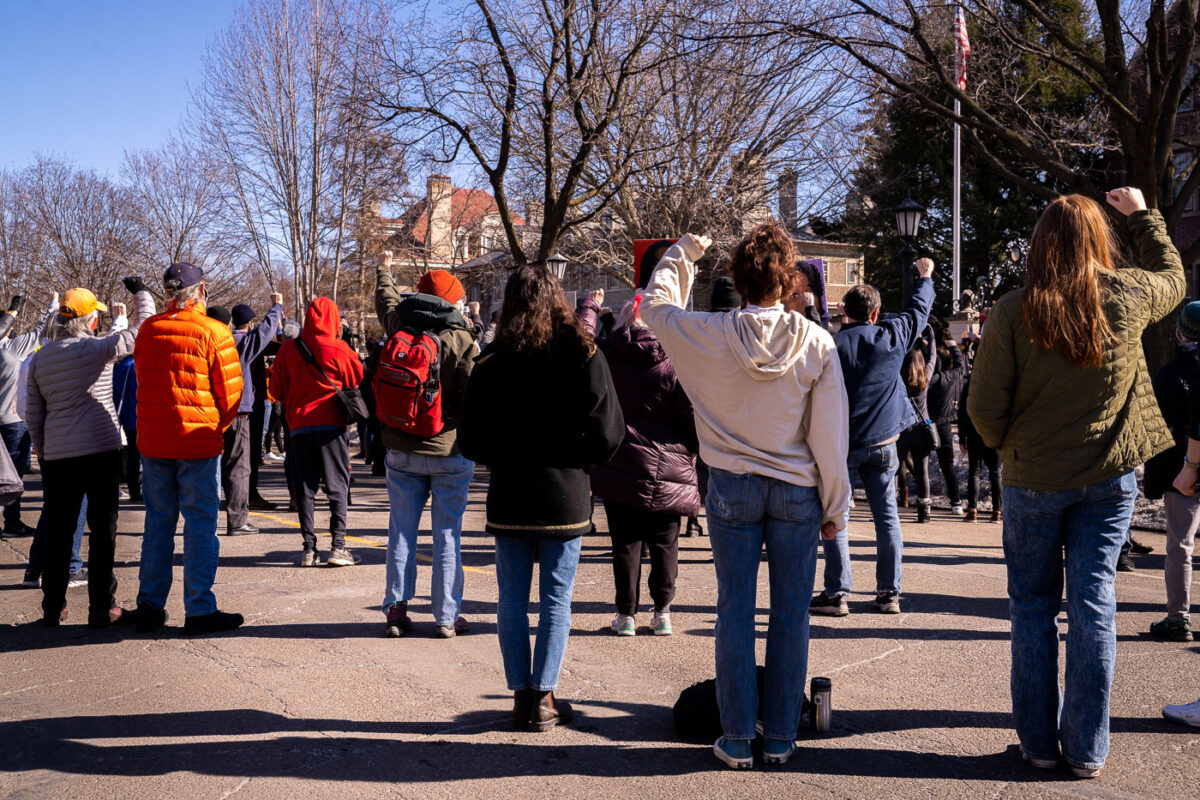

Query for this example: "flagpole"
[953,97,961,313]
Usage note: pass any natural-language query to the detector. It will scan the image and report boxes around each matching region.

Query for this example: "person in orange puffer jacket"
[270,297,364,568]
[132,262,243,636]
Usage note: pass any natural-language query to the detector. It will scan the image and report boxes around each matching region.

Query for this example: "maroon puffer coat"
[590,317,700,515]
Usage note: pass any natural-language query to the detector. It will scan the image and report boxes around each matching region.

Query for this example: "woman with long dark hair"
[896,341,936,523]
[969,187,1185,778]
[459,264,624,732]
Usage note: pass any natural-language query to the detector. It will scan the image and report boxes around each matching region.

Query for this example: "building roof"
[387,188,526,244]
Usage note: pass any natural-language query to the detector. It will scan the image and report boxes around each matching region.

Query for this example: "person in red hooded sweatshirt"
[270,297,364,567]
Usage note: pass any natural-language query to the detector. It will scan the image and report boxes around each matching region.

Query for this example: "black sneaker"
[183,610,245,635]
[685,518,704,537]
[134,603,169,633]
[1129,537,1154,555]
[19,570,40,589]
[1149,616,1193,642]
[1116,553,1136,572]
[874,592,902,614]
[225,523,259,536]
[4,520,32,537]
[248,496,277,511]
[810,591,850,617]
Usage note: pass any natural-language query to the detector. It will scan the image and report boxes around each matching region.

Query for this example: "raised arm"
[880,259,935,351]
[240,296,285,362]
[1107,187,1186,326]
[374,250,404,334]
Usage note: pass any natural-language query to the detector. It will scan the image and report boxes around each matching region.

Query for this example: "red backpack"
[373,328,444,437]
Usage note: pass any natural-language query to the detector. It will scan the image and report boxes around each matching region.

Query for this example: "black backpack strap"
[295,338,341,390]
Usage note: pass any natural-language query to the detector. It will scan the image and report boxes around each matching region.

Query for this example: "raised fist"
[122,276,147,294]
[379,250,394,267]
[915,258,935,279]
[1105,186,1147,216]
[270,292,284,306]
[7,295,25,313]
[111,302,127,318]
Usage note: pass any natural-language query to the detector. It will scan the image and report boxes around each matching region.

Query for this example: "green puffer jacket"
[967,209,1186,491]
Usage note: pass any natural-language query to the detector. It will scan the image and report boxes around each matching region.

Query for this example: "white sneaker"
[610,614,636,636]
[265,452,285,462]
[650,610,672,636]
[1163,697,1200,727]
[951,504,964,516]
[119,488,130,500]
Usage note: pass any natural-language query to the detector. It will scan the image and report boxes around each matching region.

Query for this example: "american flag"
[955,6,971,90]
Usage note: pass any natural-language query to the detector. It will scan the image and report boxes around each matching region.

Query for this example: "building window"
[845,259,856,284]
[1175,151,1195,212]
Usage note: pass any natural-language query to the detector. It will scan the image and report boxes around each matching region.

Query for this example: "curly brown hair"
[496,263,593,358]
[727,222,796,306]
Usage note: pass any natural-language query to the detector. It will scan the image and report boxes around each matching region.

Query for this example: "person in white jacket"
[640,224,851,770]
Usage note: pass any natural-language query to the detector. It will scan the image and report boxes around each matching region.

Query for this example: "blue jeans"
[137,457,221,617]
[1002,472,1136,771]
[821,442,903,596]
[382,449,474,625]
[1,421,31,526]
[706,467,821,742]
[493,534,582,691]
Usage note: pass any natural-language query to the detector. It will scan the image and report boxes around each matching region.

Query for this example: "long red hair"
[1021,194,1118,367]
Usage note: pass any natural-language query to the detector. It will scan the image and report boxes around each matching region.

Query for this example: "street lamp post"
[546,253,568,282]
[893,196,925,302]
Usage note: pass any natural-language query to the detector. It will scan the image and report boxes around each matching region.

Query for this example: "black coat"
[459,341,624,536]
[927,342,967,425]
[1144,343,1200,499]
[590,320,699,516]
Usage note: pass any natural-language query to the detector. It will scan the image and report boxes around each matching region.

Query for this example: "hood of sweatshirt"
[396,293,471,333]
[303,297,341,340]
[722,305,811,381]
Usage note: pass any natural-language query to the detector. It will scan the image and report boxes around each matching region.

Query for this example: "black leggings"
[966,440,1002,510]
[897,428,932,503]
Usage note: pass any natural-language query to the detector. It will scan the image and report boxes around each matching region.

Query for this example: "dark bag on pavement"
[295,338,369,426]
[673,667,807,742]
[908,396,940,450]
[0,444,22,508]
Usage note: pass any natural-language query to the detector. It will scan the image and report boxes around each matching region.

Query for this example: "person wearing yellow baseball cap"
[25,276,155,629]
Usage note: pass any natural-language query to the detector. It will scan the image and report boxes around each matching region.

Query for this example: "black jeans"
[0,421,31,527]
[40,450,121,623]
[290,429,350,550]
[603,499,680,615]
[221,415,252,529]
[897,428,932,503]
[966,439,1002,510]
[932,422,960,505]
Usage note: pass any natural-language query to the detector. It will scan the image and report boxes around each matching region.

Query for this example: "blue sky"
[0,0,241,177]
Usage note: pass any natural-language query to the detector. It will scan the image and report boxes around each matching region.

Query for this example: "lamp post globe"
[892,196,925,301]
[546,253,568,281]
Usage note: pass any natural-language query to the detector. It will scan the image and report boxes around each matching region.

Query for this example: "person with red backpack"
[374,251,478,638]
[269,297,364,568]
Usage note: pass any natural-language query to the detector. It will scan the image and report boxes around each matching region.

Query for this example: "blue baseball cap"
[163,262,207,292]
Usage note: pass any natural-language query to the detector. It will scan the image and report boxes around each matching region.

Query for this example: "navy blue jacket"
[233,303,284,414]
[113,354,138,431]
[834,277,935,450]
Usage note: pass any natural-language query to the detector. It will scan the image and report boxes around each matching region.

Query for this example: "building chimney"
[778,169,798,233]
[426,174,454,261]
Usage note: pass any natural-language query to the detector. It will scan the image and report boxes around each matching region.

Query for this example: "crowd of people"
[2,185,1197,772]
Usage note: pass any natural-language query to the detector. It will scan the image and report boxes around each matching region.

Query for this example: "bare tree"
[376,0,691,264]
[198,0,360,317]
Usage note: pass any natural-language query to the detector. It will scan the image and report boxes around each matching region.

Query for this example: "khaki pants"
[1163,492,1199,621]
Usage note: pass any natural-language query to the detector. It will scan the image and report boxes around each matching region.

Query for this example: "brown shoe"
[963,508,977,522]
[513,689,534,730]
[529,690,574,732]
[897,484,909,508]
[991,509,1002,523]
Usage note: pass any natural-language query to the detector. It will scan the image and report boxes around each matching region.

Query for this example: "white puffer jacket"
[26,291,155,461]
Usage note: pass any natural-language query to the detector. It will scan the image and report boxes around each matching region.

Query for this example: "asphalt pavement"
[1,457,1197,799]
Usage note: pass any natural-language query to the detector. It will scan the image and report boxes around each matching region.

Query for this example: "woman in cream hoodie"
[640,223,851,770]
